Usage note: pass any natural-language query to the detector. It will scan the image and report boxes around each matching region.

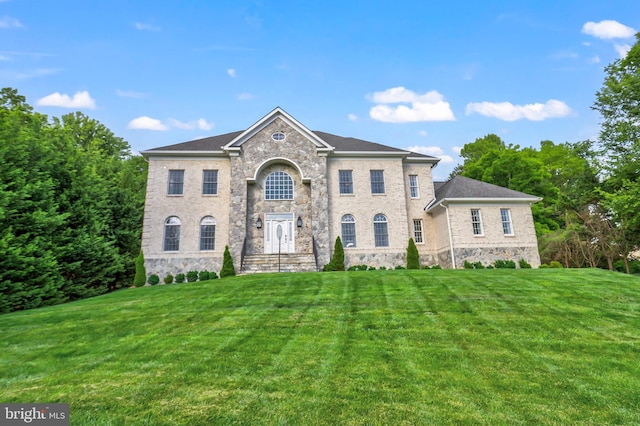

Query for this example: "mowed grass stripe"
[0,269,639,424]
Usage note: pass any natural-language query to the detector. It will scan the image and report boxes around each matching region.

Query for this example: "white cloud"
[128,116,168,131]
[407,145,454,163]
[116,89,147,98]
[418,130,428,137]
[465,99,572,121]
[347,113,358,121]
[227,68,237,78]
[582,20,636,39]
[237,93,254,100]
[135,22,160,31]
[36,91,96,109]
[588,55,601,64]
[168,118,214,131]
[368,87,455,123]
[0,68,61,80]
[452,146,462,155]
[614,43,632,58]
[0,16,23,28]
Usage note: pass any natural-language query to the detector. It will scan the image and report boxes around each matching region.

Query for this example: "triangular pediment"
[223,107,334,153]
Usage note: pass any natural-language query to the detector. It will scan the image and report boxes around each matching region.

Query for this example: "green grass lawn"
[1,269,639,425]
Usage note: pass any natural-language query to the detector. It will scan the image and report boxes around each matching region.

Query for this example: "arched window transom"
[164,216,181,251]
[265,171,294,200]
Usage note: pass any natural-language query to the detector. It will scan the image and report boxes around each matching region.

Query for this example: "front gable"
[223,107,334,156]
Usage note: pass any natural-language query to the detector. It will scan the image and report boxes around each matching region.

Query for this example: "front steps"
[241,253,318,274]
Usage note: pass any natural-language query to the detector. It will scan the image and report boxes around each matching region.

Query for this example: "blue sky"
[2,0,639,179]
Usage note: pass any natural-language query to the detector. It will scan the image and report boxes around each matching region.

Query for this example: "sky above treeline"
[2,0,638,178]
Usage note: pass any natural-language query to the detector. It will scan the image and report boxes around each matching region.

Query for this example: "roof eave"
[425,196,542,212]
[141,150,227,158]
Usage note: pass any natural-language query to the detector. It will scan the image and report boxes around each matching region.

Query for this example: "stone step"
[241,253,318,273]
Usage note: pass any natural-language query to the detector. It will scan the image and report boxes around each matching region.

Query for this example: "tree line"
[0,88,147,313]
[453,34,640,272]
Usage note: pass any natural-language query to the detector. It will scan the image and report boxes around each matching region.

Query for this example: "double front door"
[264,213,295,254]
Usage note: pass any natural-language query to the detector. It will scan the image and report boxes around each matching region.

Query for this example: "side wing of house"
[426,175,541,268]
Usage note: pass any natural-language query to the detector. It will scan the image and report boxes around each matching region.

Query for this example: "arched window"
[341,214,356,248]
[373,214,389,247]
[200,216,216,251]
[164,216,181,251]
[265,171,294,200]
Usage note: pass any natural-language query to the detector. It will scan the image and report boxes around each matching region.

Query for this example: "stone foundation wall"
[145,256,223,281]
[453,246,541,268]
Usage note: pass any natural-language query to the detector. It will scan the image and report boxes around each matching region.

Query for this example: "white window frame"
[413,219,424,244]
[199,216,216,251]
[373,213,389,247]
[202,170,218,195]
[341,214,357,248]
[409,175,420,198]
[265,171,294,200]
[163,216,181,251]
[470,209,483,236]
[339,170,354,195]
[501,208,514,236]
[167,170,184,195]
[370,170,385,194]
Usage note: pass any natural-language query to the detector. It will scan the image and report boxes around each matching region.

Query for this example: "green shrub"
[473,261,485,269]
[187,271,199,282]
[463,260,474,269]
[519,259,532,269]
[431,265,442,269]
[494,260,516,269]
[614,260,640,273]
[550,261,563,268]
[331,237,345,272]
[210,271,219,279]
[220,245,236,278]
[163,274,174,284]
[406,238,420,269]
[422,265,431,270]
[199,270,210,281]
[175,273,186,283]
[147,274,160,285]
[395,265,405,270]
[539,263,550,268]
[133,251,146,287]
[369,266,378,271]
[486,265,495,269]
[323,262,336,272]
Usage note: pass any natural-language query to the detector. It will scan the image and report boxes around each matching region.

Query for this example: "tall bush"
[407,238,420,269]
[220,245,236,278]
[331,237,345,271]
[133,251,146,287]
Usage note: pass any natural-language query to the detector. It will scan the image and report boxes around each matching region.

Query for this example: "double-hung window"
[168,170,184,195]
[374,214,389,247]
[409,175,419,198]
[163,216,181,251]
[501,208,513,235]
[202,170,218,195]
[199,216,216,250]
[370,170,385,194]
[339,170,353,194]
[341,214,356,248]
[470,209,483,236]
[413,219,424,243]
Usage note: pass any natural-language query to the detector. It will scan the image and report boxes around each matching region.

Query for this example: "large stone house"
[140,107,541,276]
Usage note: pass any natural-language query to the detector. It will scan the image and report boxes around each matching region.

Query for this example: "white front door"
[264,213,295,254]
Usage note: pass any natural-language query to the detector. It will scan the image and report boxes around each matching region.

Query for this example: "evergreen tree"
[406,238,420,269]
[220,245,236,278]
[133,251,146,287]
[331,236,345,271]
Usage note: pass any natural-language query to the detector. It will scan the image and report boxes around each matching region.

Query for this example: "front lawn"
[1,269,639,424]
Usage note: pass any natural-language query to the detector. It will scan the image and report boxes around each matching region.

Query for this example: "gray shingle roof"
[143,129,438,159]
[145,131,243,152]
[434,175,540,201]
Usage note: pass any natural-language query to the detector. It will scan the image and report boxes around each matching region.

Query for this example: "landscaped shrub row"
[463,259,533,269]
[147,270,219,286]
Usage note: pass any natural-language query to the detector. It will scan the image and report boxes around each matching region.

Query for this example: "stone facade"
[140,107,542,279]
